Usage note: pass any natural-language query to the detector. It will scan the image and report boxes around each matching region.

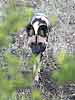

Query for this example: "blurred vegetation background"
[52,51,75,85]
[0,0,33,99]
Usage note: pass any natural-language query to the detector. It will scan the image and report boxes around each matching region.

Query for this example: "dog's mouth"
[30,42,46,54]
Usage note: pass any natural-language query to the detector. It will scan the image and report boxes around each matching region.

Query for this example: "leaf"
[32,89,41,100]
[50,15,57,26]
[52,52,75,85]
[56,50,65,65]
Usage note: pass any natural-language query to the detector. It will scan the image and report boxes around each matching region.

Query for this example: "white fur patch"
[33,21,39,35]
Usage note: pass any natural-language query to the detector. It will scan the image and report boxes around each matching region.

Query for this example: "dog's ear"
[16,28,28,48]
[26,23,32,33]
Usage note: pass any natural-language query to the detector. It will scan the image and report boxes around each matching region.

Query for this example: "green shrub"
[52,51,75,85]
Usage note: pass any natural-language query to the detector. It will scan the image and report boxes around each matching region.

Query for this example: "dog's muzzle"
[30,42,46,54]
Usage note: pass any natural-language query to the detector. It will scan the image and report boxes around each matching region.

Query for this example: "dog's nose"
[30,42,46,54]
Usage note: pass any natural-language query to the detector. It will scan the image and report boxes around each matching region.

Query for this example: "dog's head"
[26,13,51,54]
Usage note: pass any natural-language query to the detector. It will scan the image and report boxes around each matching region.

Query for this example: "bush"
[52,51,75,85]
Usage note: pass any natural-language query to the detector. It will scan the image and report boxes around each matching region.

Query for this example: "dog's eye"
[38,25,48,37]
[39,30,45,37]
[26,24,35,37]
[28,29,35,37]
